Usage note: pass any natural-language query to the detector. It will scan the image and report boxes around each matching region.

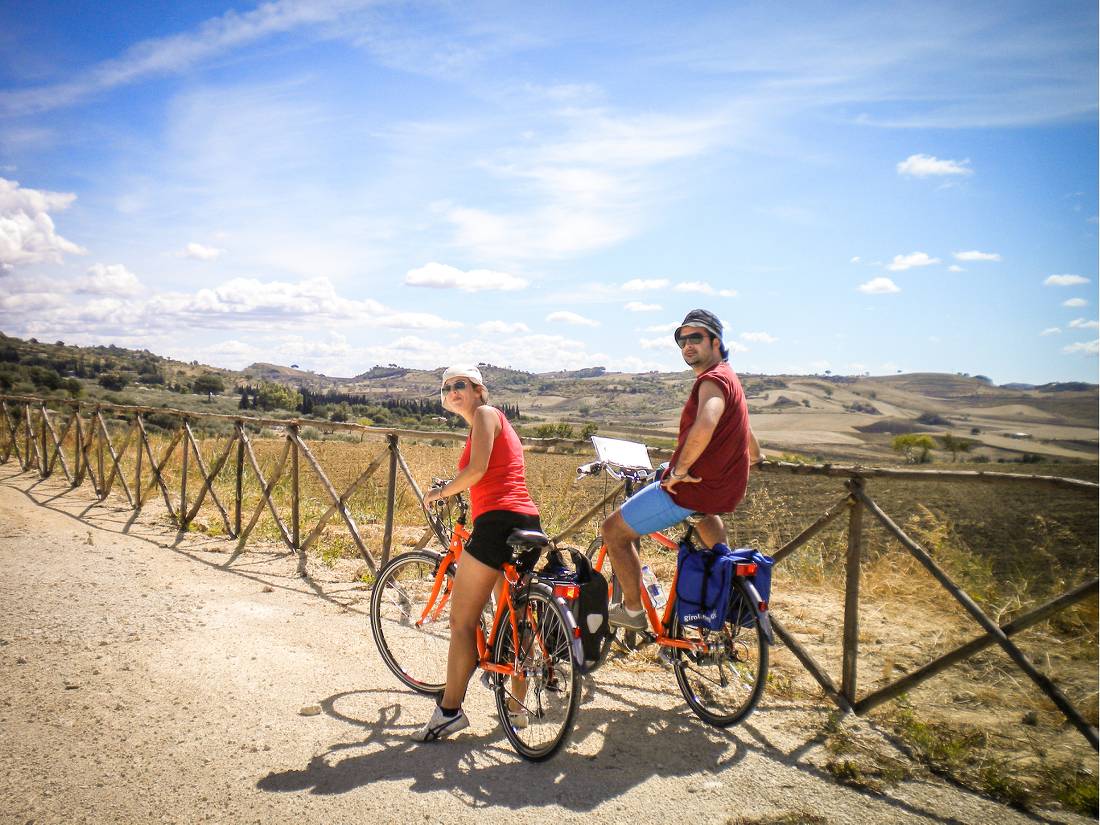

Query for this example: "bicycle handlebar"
[574,460,656,485]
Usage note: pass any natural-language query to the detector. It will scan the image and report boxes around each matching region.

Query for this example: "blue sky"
[0,0,1096,383]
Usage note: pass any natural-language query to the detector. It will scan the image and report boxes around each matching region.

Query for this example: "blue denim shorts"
[619,481,695,536]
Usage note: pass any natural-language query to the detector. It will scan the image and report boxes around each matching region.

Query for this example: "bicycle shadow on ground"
[254,683,1003,824]
[256,686,739,810]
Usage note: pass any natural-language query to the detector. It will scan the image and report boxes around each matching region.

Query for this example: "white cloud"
[896,154,973,177]
[445,109,729,260]
[477,320,530,334]
[1069,318,1099,329]
[1044,274,1089,287]
[887,252,940,271]
[857,277,901,294]
[0,1,368,116]
[727,340,749,354]
[953,250,1001,262]
[546,310,599,327]
[182,241,225,260]
[642,322,680,333]
[0,177,86,271]
[446,204,630,261]
[0,274,459,342]
[1063,298,1087,308]
[850,256,861,264]
[621,278,669,291]
[740,331,777,344]
[624,301,661,312]
[404,261,528,292]
[78,263,142,296]
[948,265,964,272]
[1040,327,1061,336]
[639,336,673,350]
[670,280,737,297]
[1063,340,1099,355]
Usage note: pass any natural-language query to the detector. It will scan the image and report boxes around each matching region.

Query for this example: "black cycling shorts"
[464,509,543,570]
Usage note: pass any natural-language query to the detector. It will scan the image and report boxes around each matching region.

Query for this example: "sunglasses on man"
[441,380,470,393]
[675,332,707,348]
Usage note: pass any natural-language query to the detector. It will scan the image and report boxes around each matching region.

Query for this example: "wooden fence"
[1,393,1096,748]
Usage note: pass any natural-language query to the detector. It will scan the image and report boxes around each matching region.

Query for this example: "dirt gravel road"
[0,464,1089,825]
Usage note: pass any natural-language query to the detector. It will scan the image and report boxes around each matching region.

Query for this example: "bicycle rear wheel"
[491,587,580,761]
[370,550,454,694]
[669,582,767,727]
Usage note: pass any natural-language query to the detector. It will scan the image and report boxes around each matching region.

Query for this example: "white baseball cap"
[440,365,485,403]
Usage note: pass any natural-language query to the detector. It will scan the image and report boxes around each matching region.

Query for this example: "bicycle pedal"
[479,670,494,691]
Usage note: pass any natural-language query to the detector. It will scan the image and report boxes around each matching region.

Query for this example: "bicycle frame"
[589,533,703,653]
[413,516,535,681]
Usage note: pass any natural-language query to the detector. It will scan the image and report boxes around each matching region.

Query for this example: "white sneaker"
[410,705,470,742]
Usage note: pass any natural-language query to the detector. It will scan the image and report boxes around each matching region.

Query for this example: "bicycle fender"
[735,577,774,646]
[528,581,588,674]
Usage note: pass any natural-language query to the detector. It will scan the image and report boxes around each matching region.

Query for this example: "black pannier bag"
[538,547,609,672]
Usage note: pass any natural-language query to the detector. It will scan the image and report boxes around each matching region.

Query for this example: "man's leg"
[694,514,728,549]
[601,510,643,612]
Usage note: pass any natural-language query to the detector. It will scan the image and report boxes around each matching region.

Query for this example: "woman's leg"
[440,551,500,709]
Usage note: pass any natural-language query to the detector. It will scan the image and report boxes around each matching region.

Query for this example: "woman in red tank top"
[412,365,542,742]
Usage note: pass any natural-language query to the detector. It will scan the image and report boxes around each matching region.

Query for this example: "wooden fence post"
[841,477,864,706]
[23,403,33,472]
[39,405,48,477]
[180,419,188,527]
[73,412,84,487]
[134,415,143,508]
[234,421,244,537]
[381,433,398,566]
[96,408,105,497]
[290,425,300,549]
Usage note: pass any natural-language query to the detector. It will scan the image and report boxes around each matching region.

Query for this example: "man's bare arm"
[663,380,725,490]
[748,428,761,465]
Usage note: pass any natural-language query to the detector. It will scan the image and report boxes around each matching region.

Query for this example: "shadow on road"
[254,684,1003,824]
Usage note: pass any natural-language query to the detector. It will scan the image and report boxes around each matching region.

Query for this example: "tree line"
[234,385,521,428]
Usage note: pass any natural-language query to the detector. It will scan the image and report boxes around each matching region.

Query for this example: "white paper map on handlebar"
[591,436,652,470]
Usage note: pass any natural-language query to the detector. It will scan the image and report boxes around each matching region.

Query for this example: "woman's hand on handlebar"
[423,481,450,507]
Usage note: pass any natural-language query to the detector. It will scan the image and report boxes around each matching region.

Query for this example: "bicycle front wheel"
[370,550,454,694]
[491,587,580,762]
[669,582,768,727]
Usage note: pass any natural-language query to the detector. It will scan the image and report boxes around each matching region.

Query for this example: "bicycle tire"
[370,550,454,695]
[669,579,768,727]
[491,585,580,761]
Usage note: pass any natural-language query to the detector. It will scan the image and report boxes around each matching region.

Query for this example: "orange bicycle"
[577,453,773,728]
[369,481,584,761]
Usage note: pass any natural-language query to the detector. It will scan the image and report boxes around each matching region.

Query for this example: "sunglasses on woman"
[441,380,469,393]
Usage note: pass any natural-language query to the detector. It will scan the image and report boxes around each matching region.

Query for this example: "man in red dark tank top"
[603,309,761,631]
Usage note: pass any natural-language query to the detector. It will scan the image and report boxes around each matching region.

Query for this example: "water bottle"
[640,565,666,609]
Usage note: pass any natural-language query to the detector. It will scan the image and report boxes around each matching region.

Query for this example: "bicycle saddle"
[506,528,550,548]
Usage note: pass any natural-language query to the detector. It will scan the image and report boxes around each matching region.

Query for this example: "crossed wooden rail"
[1,393,1096,748]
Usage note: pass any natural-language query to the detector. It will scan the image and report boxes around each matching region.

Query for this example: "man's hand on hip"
[662,470,700,492]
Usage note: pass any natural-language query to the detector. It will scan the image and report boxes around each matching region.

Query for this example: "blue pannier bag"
[676,543,774,630]
[725,548,774,628]
[675,541,735,630]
